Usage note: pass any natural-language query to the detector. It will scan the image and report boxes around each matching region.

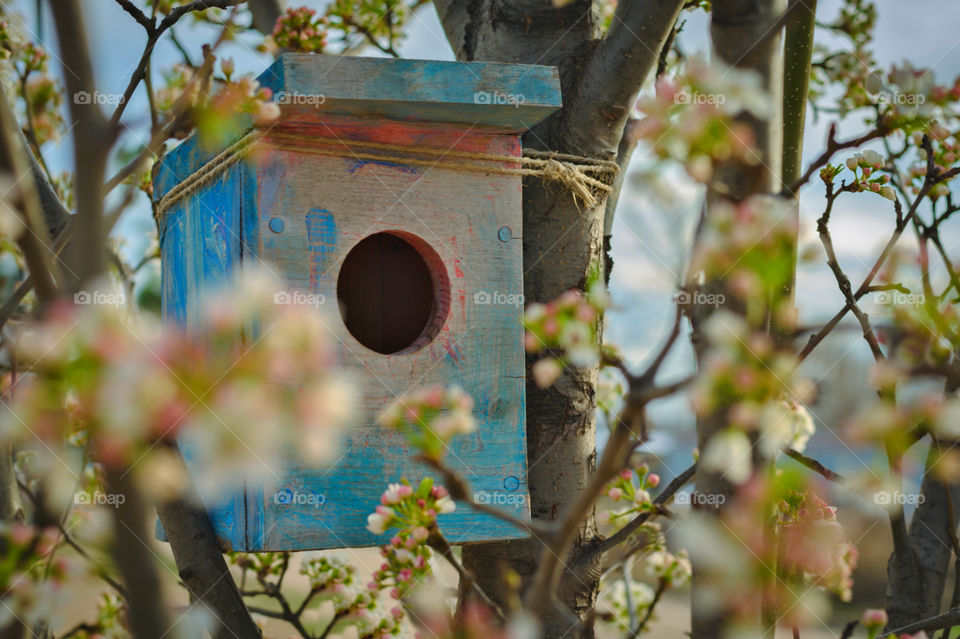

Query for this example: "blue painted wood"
[154,54,552,551]
[243,129,529,550]
[156,165,249,551]
[256,53,562,133]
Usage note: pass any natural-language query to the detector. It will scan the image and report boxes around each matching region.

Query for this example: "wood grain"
[154,54,563,551]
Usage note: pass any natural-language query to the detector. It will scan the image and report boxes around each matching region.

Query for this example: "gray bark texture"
[434,1,683,636]
[155,450,262,639]
[885,439,960,628]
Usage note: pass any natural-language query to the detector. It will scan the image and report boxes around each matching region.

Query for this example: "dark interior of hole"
[336,233,435,354]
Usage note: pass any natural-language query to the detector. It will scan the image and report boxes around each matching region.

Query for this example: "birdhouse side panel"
[158,166,249,551]
[243,130,529,550]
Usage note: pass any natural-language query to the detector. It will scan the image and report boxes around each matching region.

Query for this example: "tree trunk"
[155,450,262,639]
[885,438,960,628]
[435,1,683,635]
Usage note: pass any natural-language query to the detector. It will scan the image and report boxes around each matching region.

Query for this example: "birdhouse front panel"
[154,54,562,551]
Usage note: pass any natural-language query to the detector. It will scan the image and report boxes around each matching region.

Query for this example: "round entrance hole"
[336,232,449,354]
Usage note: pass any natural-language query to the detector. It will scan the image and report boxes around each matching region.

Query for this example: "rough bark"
[105,470,172,639]
[155,450,262,639]
[885,439,960,628]
[690,1,786,637]
[435,1,683,635]
[0,443,23,523]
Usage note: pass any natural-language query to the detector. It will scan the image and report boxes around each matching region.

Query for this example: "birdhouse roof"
[153,54,562,205]
[258,53,562,131]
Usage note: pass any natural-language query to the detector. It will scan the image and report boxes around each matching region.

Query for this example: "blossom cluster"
[690,195,797,324]
[678,473,856,631]
[0,523,77,630]
[776,490,857,603]
[71,591,127,639]
[0,19,64,147]
[597,578,655,634]
[194,74,280,148]
[0,270,353,504]
[597,465,660,529]
[859,609,926,639]
[366,478,456,537]
[646,548,692,588]
[270,2,413,56]
[906,126,959,198]
[524,282,611,387]
[843,298,960,459]
[366,478,455,607]
[843,150,897,200]
[299,553,399,637]
[691,313,814,484]
[272,6,327,52]
[378,384,476,461]
[632,57,770,183]
[596,531,691,633]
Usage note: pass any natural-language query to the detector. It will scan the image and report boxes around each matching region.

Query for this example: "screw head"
[497,226,512,242]
[268,217,286,233]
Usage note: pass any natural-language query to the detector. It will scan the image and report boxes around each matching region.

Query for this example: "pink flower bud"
[860,609,887,630]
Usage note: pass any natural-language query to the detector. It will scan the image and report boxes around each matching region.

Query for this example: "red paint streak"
[264,114,523,158]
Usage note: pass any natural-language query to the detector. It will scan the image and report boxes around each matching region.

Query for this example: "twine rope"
[155,129,619,217]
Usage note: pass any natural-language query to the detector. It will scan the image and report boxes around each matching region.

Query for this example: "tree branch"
[783,448,845,482]
[49,0,112,291]
[155,447,261,639]
[563,0,686,155]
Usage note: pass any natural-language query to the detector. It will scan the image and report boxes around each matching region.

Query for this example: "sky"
[8,0,960,479]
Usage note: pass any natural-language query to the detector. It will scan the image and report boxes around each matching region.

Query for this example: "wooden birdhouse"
[152,54,562,551]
